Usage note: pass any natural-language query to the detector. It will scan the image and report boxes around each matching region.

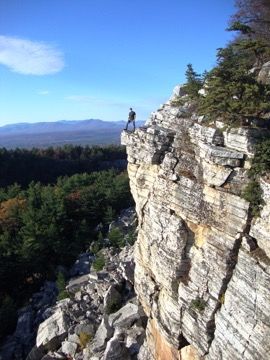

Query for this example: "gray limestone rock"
[61,340,78,357]
[26,345,47,360]
[189,123,224,146]
[207,248,270,360]
[170,84,187,99]
[103,330,131,360]
[201,161,232,187]
[108,303,140,328]
[74,322,95,337]
[121,86,270,360]
[91,316,114,352]
[36,308,70,351]
[68,333,81,345]
[223,127,266,155]
[250,178,270,258]
[125,325,145,355]
[66,274,91,293]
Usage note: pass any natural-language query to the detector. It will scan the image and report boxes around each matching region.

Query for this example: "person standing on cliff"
[125,108,136,131]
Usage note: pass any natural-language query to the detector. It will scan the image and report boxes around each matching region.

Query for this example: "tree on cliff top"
[182,64,203,100]
[232,0,270,44]
[196,0,270,125]
[198,39,270,125]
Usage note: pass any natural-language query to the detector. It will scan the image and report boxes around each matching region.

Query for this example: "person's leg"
[125,120,129,130]
[133,120,135,131]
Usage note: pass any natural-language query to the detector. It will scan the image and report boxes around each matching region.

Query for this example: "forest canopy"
[0,144,127,188]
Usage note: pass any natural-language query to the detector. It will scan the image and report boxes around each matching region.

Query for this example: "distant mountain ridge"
[0,119,140,134]
[0,119,145,149]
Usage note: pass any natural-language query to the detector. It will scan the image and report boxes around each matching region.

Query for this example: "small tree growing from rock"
[93,252,105,271]
[56,271,69,300]
[108,228,125,248]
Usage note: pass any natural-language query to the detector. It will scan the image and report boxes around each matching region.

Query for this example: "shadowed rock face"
[121,87,270,360]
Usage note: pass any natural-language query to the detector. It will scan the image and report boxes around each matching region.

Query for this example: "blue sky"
[0,0,235,125]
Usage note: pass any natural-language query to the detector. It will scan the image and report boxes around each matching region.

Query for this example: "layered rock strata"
[121,88,270,360]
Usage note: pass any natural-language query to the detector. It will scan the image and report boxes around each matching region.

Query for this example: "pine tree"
[232,0,270,45]
[183,64,203,99]
[198,36,270,124]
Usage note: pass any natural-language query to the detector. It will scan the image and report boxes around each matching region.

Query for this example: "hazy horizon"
[0,118,144,128]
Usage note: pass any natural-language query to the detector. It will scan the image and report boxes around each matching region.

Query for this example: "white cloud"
[0,35,65,75]
[38,90,50,95]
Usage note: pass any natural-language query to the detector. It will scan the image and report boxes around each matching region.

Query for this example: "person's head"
[130,108,132,111]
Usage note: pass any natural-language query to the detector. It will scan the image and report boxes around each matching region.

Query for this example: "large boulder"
[66,274,91,293]
[118,246,135,284]
[36,308,70,351]
[91,316,114,352]
[108,303,141,328]
[125,325,145,356]
[74,321,96,338]
[103,329,131,360]
[61,340,78,358]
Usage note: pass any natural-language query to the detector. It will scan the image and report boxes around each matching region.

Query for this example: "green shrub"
[183,64,203,100]
[190,297,206,312]
[249,139,270,177]
[170,96,186,107]
[109,228,125,248]
[105,299,121,315]
[79,332,92,348]
[56,271,69,300]
[242,180,264,217]
[93,253,105,271]
[125,228,137,245]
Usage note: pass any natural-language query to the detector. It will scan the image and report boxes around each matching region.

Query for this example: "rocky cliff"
[121,86,270,360]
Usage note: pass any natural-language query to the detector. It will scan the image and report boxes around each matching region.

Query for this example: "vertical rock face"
[121,89,270,360]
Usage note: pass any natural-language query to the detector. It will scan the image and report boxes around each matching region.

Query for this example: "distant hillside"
[0,119,145,149]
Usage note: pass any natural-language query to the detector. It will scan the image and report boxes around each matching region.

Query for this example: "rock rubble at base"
[30,247,144,360]
[0,208,145,360]
[0,282,58,360]
[28,209,145,360]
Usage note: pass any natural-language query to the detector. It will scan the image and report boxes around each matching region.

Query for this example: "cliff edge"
[121,86,270,360]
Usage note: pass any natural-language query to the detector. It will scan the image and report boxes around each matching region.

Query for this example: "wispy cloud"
[0,35,65,75]
[38,90,50,95]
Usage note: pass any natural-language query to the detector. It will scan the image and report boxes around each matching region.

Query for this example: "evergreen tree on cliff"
[232,0,270,44]
[196,0,270,125]
[183,64,203,99]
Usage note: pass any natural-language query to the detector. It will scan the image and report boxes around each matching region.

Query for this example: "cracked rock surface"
[121,85,270,360]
